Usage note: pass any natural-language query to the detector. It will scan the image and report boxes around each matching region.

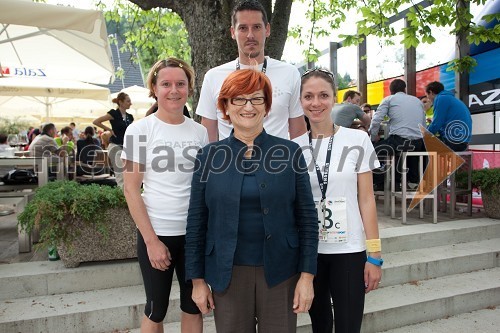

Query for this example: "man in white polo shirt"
[196,0,306,142]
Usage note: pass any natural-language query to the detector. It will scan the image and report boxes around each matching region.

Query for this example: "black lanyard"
[308,132,334,202]
[236,57,267,74]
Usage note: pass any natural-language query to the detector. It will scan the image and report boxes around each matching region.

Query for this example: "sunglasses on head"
[301,68,335,80]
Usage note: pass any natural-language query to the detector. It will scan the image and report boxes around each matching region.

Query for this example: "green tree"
[98,1,190,77]
[0,118,31,135]
[292,0,499,72]
[337,73,352,90]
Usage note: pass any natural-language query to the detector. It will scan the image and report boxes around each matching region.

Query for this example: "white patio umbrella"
[0,76,111,121]
[111,85,155,117]
[0,0,114,85]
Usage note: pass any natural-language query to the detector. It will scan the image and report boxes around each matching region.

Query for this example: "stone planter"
[481,188,500,219]
[58,208,137,268]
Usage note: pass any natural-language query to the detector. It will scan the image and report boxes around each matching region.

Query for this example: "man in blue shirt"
[426,81,472,151]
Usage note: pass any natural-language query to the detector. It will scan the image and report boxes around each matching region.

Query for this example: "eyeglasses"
[230,97,266,106]
[301,68,335,81]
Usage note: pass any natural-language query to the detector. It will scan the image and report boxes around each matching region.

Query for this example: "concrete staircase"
[0,218,499,333]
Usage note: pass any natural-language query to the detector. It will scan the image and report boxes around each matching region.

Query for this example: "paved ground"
[0,204,47,264]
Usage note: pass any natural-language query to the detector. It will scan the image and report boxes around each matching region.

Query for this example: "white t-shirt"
[196,57,303,140]
[121,115,209,236]
[293,127,380,254]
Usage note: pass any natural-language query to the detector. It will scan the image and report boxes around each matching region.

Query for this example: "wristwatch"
[367,256,384,266]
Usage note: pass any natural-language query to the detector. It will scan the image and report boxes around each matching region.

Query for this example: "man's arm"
[288,116,307,139]
[369,97,390,140]
[46,137,61,155]
[427,97,445,135]
[196,70,221,143]
[360,113,372,129]
[354,107,371,130]
[201,117,219,143]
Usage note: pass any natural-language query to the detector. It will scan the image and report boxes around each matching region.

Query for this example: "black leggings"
[309,251,367,333]
[137,231,200,323]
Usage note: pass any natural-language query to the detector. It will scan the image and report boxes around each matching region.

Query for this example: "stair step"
[381,238,500,287]
[377,306,500,333]
[2,219,499,333]
[0,285,146,333]
[120,309,309,333]
[295,268,500,333]
[0,280,206,333]
[381,218,500,253]
[3,237,498,301]
[3,268,499,333]
[361,267,500,332]
[123,316,217,333]
[0,259,141,301]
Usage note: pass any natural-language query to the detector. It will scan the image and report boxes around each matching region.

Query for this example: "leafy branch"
[290,0,497,73]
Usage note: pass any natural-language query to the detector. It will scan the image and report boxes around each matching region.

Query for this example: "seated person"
[420,96,434,126]
[331,90,371,131]
[361,103,372,119]
[76,126,103,177]
[0,133,10,153]
[25,128,40,151]
[54,126,75,155]
[28,123,64,180]
[369,80,426,191]
[99,130,111,149]
[425,81,472,152]
[29,123,62,158]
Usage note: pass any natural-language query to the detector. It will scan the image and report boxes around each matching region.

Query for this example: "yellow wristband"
[366,239,381,252]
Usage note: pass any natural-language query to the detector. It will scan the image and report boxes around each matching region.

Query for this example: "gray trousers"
[213,265,299,333]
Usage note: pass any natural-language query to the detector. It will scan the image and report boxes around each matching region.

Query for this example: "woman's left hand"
[293,272,314,313]
[364,262,382,293]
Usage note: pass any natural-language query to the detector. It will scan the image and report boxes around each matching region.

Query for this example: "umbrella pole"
[44,97,51,122]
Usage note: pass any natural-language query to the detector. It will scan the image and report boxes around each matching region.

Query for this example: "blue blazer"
[185,130,318,293]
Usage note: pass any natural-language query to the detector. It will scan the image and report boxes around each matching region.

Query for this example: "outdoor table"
[0,157,50,252]
[14,151,30,157]
[0,157,49,188]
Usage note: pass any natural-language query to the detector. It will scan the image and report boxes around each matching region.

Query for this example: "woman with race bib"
[293,68,382,333]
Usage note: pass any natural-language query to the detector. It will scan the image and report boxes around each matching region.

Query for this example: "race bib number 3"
[315,197,348,243]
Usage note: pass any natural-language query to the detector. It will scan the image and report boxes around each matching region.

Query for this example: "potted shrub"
[471,168,500,219]
[18,180,137,267]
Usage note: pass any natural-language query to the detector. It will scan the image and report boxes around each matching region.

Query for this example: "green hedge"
[18,180,128,247]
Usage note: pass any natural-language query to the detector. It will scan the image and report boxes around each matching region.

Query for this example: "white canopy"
[0,76,111,121]
[0,0,114,85]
